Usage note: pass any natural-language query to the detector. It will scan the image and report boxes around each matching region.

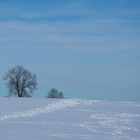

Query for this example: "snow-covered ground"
[0,98,140,140]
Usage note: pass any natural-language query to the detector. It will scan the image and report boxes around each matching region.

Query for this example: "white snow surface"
[0,98,140,140]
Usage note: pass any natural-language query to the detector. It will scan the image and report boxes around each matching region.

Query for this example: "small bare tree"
[47,88,64,98]
[3,65,37,97]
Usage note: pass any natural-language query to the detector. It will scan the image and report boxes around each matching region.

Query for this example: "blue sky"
[0,0,140,101]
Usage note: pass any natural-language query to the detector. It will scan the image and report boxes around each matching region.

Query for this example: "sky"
[0,0,140,101]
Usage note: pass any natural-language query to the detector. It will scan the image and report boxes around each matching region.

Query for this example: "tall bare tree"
[3,65,37,97]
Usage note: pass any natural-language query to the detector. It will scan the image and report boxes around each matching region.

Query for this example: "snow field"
[0,98,140,140]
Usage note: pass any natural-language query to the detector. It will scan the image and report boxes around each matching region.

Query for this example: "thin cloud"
[0,0,139,21]
[0,20,139,54]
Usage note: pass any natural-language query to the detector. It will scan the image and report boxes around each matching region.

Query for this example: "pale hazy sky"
[0,0,140,101]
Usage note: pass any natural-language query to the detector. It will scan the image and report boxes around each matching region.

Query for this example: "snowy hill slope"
[0,98,140,140]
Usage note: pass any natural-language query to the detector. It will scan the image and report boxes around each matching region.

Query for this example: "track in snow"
[0,100,80,121]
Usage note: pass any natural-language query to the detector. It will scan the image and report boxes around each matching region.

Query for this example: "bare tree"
[47,88,64,98]
[3,65,37,97]
[58,92,64,98]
